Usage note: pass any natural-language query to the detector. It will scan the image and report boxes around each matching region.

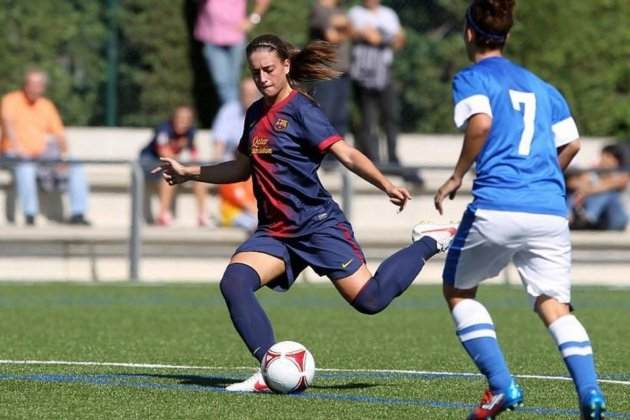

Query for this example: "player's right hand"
[434,175,462,215]
[385,184,411,213]
[152,157,189,185]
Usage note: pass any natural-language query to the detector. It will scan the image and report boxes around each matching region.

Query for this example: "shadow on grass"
[118,372,382,391]
[119,373,239,388]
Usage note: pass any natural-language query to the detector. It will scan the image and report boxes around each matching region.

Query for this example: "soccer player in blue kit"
[434,0,606,418]
[155,34,456,392]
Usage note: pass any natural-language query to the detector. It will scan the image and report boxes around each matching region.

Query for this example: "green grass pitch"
[1,282,629,419]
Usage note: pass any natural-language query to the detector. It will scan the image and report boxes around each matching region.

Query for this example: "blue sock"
[352,237,437,314]
[219,263,275,362]
[548,315,601,401]
[452,299,513,393]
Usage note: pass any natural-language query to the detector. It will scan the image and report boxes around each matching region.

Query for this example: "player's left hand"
[386,185,411,212]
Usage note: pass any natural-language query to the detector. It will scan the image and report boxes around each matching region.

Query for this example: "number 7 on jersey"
[509,90,536,156]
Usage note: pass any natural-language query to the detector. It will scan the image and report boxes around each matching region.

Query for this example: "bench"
[0,224,628,284]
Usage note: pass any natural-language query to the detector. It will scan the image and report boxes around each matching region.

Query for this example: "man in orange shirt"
[1,69,90,225]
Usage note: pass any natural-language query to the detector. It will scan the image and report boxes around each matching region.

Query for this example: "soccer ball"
[261,341,315,394]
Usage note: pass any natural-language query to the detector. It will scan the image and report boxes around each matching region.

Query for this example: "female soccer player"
[155,34,456,392]
[434,1,606,418]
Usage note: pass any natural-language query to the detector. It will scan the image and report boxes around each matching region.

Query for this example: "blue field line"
[316,371,481,381]
[1,373,628,418]
[318,370,630,384]
[1,293,628,311]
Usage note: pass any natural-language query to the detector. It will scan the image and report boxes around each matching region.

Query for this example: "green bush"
[0,0,106,125]
[0,0,628,139]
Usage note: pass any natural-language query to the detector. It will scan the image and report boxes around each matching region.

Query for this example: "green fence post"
[105,0,119,127]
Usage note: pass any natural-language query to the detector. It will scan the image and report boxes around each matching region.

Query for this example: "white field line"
[0,359,628,386]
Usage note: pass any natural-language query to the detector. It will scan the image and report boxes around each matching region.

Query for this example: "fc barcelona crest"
[274,118,289,130]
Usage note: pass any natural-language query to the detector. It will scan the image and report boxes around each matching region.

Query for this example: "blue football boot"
[580,387,606,419]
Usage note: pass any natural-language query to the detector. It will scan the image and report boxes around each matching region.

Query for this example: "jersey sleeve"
[46,100,65,136]
[546,84,579,147]
[381,7,401,36]
[452,69,493,128]
[299,101,342,154]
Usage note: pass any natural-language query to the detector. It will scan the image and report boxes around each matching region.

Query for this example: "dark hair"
[246,34,341,94]
[467,0,515,50]
[602,144,627,166]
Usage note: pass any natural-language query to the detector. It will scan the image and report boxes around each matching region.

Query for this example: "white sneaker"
[225,369,271,393]
[411,222,458,252]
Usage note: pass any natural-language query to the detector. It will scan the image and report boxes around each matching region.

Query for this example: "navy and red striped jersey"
[238,90,345,237]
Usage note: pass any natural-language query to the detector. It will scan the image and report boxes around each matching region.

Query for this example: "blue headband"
[466,6,508,43]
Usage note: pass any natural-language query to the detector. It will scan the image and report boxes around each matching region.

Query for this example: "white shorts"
[443,208,572,306]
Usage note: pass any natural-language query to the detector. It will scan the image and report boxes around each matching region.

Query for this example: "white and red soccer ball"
[261,341,315,394]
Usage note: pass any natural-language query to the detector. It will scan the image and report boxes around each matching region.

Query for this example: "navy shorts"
[234,221,366,292]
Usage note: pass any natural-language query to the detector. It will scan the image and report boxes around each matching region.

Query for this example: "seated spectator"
[140,106,209,226]
[567,143,629,231]
[0,68,90,226]
[211,78,260,231]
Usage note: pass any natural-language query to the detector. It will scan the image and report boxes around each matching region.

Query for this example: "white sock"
[548,314,592,357]
[452,299,497,340]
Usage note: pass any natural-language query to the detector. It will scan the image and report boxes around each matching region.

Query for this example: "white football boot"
[225,369,271,393]
[411,222,458,252]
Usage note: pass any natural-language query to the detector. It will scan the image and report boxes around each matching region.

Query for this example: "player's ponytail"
[287,41,341,84]
[467,0,516,50]
[246,34,340,96]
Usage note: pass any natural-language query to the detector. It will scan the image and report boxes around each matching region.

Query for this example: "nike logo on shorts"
[341,259,353,269]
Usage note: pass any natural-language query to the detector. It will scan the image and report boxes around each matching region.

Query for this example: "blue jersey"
[238,90,345,237]
[141,121,196,159]
[452,57,579,217]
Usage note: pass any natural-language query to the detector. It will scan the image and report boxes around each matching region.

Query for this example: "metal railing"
[1,157,628,281]
[1,157,145,280]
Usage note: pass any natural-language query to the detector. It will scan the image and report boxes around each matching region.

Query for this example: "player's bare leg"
[157,179,175,225]
[333,264,372,302]
[192,182,210,226]
[335,223,457,314]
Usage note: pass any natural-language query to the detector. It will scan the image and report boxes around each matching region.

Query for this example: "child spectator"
[140,106,209,226]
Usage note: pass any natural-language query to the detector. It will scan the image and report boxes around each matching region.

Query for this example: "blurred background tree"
[0,0,106,125]
[0,0,628,139]
[118,0,196,126]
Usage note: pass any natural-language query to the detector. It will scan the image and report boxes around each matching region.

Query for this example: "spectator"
[348,0,404,166]
[309,0,352,139]
[211,79,260,162]
[140,106,209,226]
[309,0,352,171]
[212,78,260,231]
[568,143,629,231]
[0,68,90,226]
[194,0,271,105]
